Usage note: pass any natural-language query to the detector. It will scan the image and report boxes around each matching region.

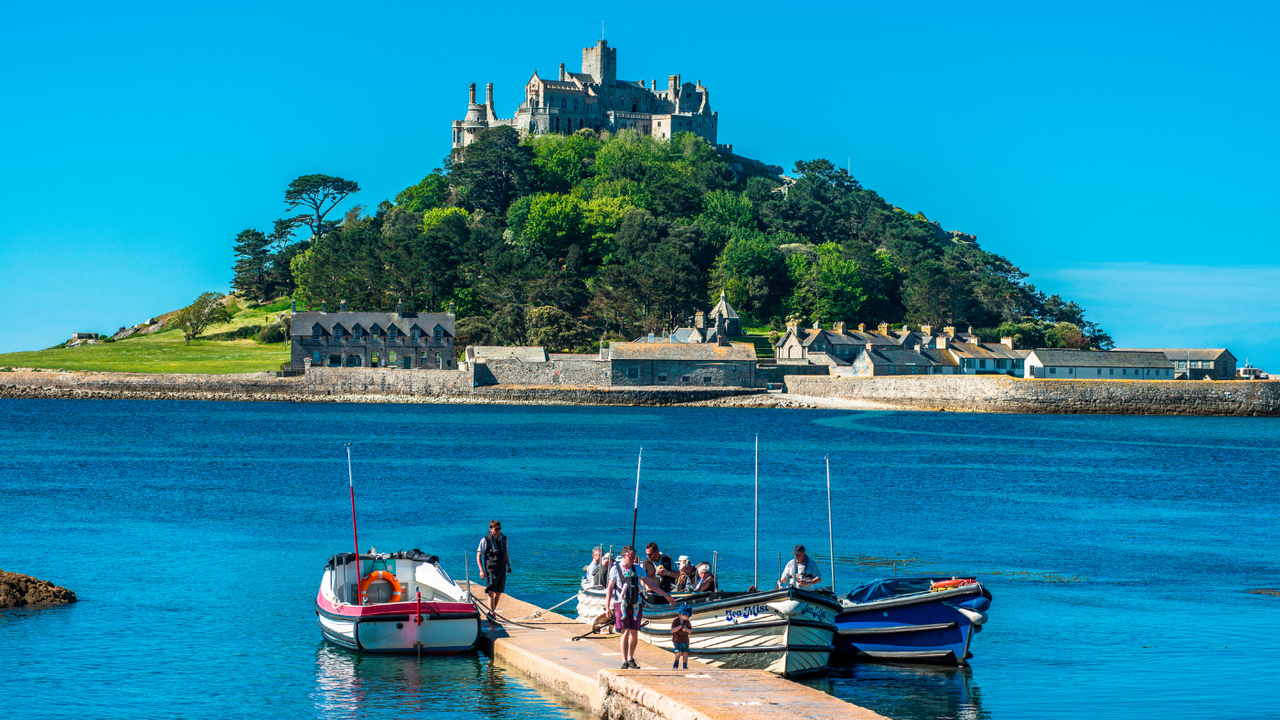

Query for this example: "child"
[671,603,693,669]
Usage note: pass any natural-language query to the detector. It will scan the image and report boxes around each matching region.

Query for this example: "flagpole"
[754,435,759,590]
[630,447,642,551]
[347,444,362,605]
[826,455,835,595]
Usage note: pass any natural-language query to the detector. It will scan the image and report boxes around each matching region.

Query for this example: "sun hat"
[678,555,691,567]
[601,552,614,561]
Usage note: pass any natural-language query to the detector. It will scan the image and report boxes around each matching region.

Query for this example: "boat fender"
[930,578,976,591]
[766,600,801,617]
[957,596,991,612]
[359,570,404,603]
[956,607,988,626]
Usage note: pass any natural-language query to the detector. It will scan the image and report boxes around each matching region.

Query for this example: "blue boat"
[832,577,992,665]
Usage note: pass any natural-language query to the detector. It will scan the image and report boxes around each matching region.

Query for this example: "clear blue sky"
[3,1,1277,368]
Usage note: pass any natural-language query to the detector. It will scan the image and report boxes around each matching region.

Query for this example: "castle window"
[561,97,566,108]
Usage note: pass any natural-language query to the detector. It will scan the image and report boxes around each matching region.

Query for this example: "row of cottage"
[287,296,1239,388]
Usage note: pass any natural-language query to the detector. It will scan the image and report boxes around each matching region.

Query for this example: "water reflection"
[813,663,989,720]
[312,644,590,720]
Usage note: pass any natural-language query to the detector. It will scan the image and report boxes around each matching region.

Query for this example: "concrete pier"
[465,584,886,720]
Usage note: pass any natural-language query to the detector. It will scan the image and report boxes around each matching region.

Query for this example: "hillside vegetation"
[231,127,1108,352]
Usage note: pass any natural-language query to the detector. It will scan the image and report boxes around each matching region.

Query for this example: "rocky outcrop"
[0,570,77,609]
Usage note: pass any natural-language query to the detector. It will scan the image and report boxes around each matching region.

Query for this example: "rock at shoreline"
[0,569,77,609]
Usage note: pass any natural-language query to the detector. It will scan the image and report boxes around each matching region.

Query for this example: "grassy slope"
[0,303,290,374]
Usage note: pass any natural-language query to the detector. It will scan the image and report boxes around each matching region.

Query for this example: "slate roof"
[608,341,757,362]
[708,291,739,320]
[946,342,1025,361]
[466,346,548,363]
[1027,350,1172,368]
[1112,348,1236,362]
[862,347,955,368]
[291,311,454,338]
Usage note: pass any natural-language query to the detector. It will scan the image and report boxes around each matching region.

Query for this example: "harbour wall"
[783,375,1280,416]
[0,370,761,407]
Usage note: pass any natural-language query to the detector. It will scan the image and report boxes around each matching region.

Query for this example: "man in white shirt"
[779,544,823,589]
[605,545,676,669]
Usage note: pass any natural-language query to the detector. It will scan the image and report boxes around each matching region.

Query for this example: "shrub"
[260,297,294,313]
[257,324,286,344]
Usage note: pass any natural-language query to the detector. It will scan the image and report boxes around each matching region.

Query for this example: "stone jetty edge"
[1,369,1278,415]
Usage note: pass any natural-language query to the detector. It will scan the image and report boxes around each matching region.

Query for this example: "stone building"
[635,291,742,345]
[1023,350,1173,380]
[852,345,960,376]
[290,303,456,370]
[941,336,1028,376]
[452,39,719,151]
[608,340,757,387]
[1112,348,1237,380]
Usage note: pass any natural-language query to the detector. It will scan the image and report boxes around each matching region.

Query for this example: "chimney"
[396,299,403,316]
[648,332,655,343]
[786,318,799,332]
[448,301,455,317]
[290,300,296,315]
[902,324,910,333]
[716,313,728,346]
[857,323,865,333]
[468,83,476,104]
[599,338,608,360]
[916,344,923,355]
[944,326,956,338]
[937,335,948,350]
[866,342,874,353]
[321,301,327,313]
[668,74,680,100]
[651,79,657,90]
[833,321,845,334]
[877,322,889,335]
[695,311,705,329]
[1001,336,1015,349]
[967,326,975,337]
[921,324,932,337]
[486,82,493,105]
[813,321,821,329]
[558,63,565,80]
[340,300,347,312]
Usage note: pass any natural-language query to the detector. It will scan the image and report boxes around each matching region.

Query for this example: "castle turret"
[582,39,616,84]
[460,82,488,148]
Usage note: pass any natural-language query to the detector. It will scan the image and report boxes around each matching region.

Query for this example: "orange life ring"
[359,570,403,603]
[930,578,975,591]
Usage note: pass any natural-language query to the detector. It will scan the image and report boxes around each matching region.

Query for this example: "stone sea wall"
[0,370,759,407]
[474,358,612,387]
[783,375,1280,416]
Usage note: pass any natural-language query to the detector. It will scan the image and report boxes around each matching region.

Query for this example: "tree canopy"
[234,128,1108,351]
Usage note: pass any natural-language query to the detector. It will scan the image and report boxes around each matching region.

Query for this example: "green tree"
[522,194,587,260]
[284,174,360,240]
[810,243,866,325]
[526,306,591,351]
[395,173,450,212]
[173,292,232,345]
[451,125,533,215]
[231,229,270,301]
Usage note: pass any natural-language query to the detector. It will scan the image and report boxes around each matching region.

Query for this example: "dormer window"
[311,325,322,341]
[388,326,398,342]
[411,328,420,343]
[434,325,443,342]
[353,327,363,342]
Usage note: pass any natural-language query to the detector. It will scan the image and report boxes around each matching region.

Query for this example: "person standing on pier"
[476,520,512,625]
[607,545,676,669]
[643,542,676,599]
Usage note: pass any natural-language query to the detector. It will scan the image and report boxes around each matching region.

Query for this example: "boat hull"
[316,601,480,654]
[580,584,840,677]
[834,583,990,666]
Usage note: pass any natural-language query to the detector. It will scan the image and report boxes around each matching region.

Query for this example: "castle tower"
[582,39,616,84]
[459,82,489,149]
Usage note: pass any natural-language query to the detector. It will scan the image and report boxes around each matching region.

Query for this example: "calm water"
[2,400,1277,719]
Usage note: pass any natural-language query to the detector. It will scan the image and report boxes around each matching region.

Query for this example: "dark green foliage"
[285,174,361,240]
[244,128,1105,347]
[231,229,271,300]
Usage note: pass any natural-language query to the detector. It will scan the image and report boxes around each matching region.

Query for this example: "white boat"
[576,581,841,677]
[315,549,480,654]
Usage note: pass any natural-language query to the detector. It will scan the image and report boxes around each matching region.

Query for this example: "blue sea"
[2,400,1277,719]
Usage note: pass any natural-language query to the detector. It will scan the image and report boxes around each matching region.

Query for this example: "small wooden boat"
[576,581,841,677]
[315,549,480,654]
[832,577,992,665]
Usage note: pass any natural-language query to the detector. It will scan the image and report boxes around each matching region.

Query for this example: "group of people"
[475,521,826,671]
[585,543,718,596]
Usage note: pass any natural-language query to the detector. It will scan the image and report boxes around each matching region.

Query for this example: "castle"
[452,39,718,151]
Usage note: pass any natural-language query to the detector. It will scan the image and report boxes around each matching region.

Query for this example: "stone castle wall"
[783,375,1280,416]
[473,358,612,387]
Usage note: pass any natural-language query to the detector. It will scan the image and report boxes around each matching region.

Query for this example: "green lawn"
[0,304,291,374]
[733,334,776,359]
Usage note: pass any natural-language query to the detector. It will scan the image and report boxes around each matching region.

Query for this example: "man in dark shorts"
[606,545,676,669]
[476,520,511,625]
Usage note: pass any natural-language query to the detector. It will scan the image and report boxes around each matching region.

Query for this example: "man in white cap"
[592,552,614,587]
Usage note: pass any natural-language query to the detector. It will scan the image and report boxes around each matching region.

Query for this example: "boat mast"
[347,444,363,605]
[754,435,759,591]
[826,455,835,595]
[630,447,642,551]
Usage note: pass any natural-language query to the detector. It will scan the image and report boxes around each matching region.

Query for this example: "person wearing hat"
[591,552,614,587]
[779,544,822,589]
[670,603,694,669]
